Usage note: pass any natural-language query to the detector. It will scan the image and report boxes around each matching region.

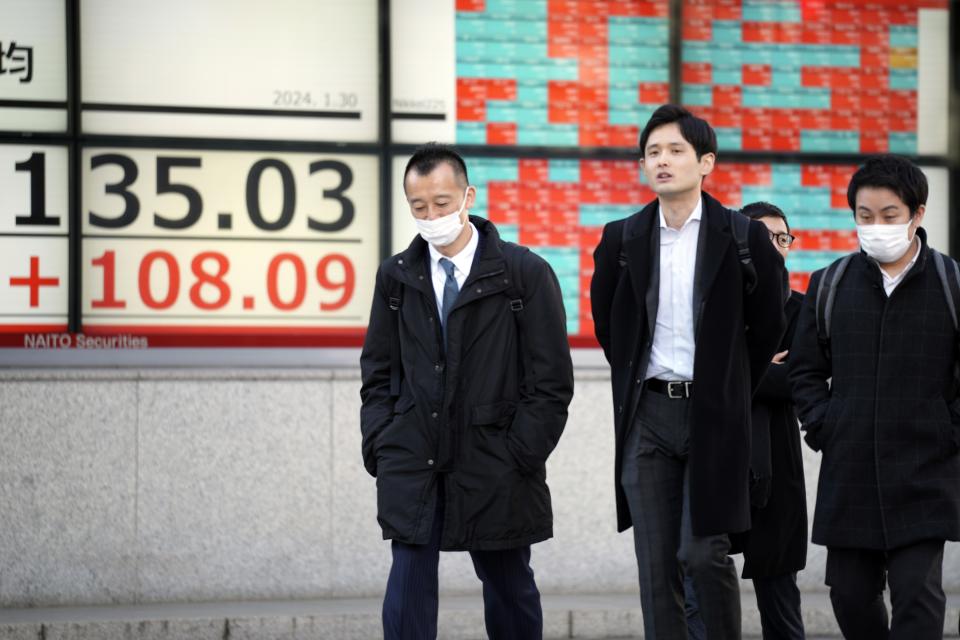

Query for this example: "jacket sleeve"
[787,269,833,451]
[743,219,787,393]
[590,220,623,362]
[754,298,801,401]
[359,265,396,477]
[754,361,790,402]
[506,252,575,473]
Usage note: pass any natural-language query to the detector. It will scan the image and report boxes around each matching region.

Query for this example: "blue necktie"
[439,258,459,341]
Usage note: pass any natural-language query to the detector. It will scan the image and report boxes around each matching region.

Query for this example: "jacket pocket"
[393,394,416,416]
[471,401,530,474]
[939,398,960,458]
[375,394,418,453]
[804,398,840,452]
[472,400,517,429]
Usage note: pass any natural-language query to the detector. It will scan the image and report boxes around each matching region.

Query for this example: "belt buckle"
[667,381,690,399]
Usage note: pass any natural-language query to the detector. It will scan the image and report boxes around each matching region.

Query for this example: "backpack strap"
[386,276,404,397]
[814,254,854,359]
[505,245,535,396]
[506,246,527,313]
[730,211,758,295]
[932,250,960,332]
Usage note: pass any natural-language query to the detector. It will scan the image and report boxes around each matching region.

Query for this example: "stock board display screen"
[0,144,69,332]
[0,0,68,132]
[392,0,671,147]
[455,0,670,147]
[681,0,950,154]
[1,0,954,351]
[78,149,379,345]
[80,0,379,142]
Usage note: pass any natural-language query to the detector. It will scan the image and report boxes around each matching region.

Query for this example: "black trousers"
[621,389,741,639]
[686,572,805,640]
[381,479,542,640]
[825,540,945,640]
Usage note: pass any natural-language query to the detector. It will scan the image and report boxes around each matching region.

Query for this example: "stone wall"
[1,367,957,606]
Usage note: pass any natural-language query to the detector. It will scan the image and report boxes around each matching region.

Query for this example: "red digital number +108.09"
[89,250,354,312]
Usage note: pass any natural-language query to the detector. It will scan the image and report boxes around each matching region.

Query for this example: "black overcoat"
[591,192,786,536]
[360,216,574,551]
[732,290,808,578]
[789,229,960,549]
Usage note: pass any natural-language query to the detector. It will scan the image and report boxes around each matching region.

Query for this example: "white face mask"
[856,221,914,264]
[415,188,471,247]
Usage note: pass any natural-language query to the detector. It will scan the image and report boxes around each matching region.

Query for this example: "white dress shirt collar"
[658,197,703,232]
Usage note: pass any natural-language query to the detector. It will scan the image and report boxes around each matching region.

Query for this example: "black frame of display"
[0,0,956,335]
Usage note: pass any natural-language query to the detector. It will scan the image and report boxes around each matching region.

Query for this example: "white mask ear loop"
[457,186,474,220]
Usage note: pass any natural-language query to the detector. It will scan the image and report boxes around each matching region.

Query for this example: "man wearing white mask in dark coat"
[360,143,574,640]
[789,154,960,639]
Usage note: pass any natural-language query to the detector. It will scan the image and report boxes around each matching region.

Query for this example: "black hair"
[742,201,790,233]
[638,104,718,160]
[403,143,469,191]
[846,154,928,215]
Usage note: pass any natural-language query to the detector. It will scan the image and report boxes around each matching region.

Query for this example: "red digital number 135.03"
[89,250,354,312]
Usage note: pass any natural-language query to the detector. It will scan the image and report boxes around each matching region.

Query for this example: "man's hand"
[772,350,788,364]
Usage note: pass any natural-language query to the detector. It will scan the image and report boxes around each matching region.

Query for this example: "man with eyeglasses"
[733,202,808,639]
[684,202,807,640]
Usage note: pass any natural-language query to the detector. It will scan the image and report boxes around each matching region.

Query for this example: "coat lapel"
[693,193,730,336]
[624,201,660,341]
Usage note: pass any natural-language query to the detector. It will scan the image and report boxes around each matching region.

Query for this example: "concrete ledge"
[2,592,959,639]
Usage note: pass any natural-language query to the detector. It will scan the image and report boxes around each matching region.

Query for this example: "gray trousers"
[621,388,741,639]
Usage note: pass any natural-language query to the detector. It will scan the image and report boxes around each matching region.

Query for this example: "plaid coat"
[789,229,960,549]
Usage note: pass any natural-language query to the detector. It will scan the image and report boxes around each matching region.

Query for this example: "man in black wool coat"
[591,104,786,639]
[789,154,960,639]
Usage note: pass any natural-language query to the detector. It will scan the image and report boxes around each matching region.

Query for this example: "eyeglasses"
[768,231,796,249]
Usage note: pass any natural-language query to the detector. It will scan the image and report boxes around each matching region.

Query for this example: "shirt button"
[434,364,441,371]
[427,459,434,466]
[431,411,438,418]
[636,378,641,385]
[476,287,482,293]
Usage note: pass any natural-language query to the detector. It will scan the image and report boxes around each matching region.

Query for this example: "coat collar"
[694,191,735,321]
[386,215,508,296]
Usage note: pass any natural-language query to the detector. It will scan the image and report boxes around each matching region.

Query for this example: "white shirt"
[645,199,702,381]
[428,222,478,316]
[877,238,921,296]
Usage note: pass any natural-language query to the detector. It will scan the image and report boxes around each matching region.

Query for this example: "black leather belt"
[647,378,693,399]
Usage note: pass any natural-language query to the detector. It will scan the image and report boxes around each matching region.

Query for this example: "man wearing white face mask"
[789,155,960,639]
[360,143,573,640]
